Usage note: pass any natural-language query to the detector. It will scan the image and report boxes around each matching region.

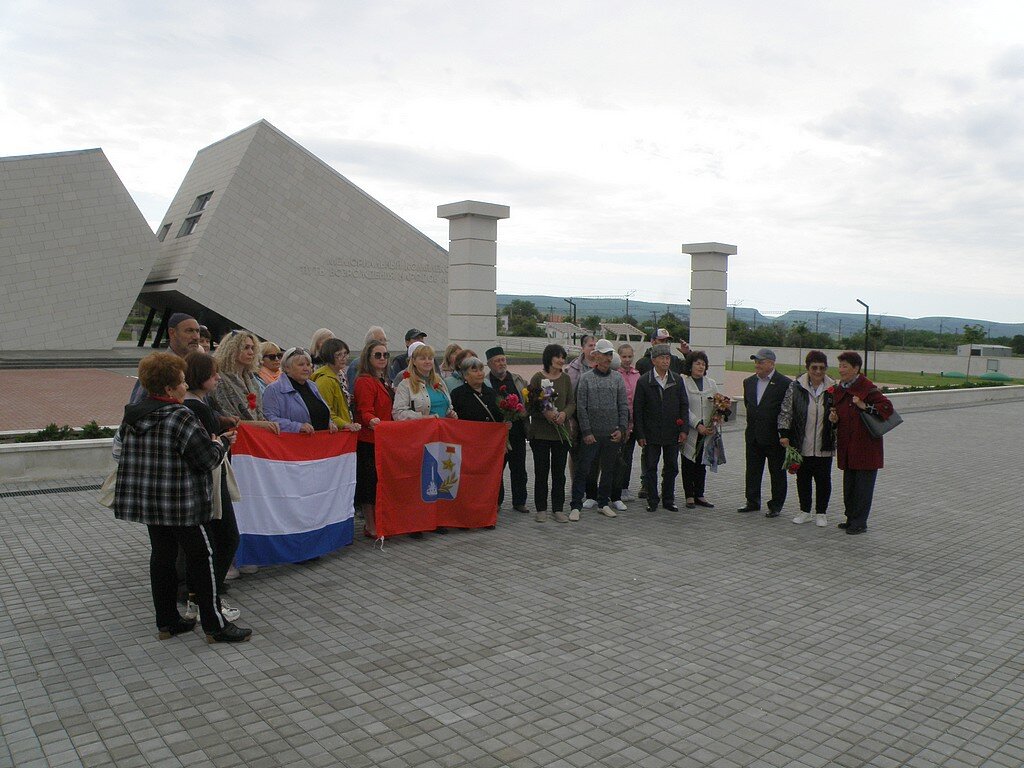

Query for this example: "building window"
[157,223,172,242]
[176,215,201,238]
[189,191,213,214]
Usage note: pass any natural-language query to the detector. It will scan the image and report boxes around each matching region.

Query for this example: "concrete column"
[438,200,510,351]
[682,242,736,386]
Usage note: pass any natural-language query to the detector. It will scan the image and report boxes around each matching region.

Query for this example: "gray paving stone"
[3,402,1024,766]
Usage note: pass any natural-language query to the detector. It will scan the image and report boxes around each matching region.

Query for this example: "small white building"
[599,322,647,343]
[957,344,1011,357]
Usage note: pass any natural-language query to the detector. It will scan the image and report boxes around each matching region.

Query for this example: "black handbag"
[860,389,902,438]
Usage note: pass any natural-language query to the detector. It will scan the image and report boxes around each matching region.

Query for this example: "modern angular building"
[0,149,159,351]
[140,120,450,348]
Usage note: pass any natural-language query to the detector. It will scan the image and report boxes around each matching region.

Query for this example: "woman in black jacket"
[778,350,835,528]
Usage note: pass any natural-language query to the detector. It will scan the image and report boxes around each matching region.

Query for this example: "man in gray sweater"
[569,340,629,520]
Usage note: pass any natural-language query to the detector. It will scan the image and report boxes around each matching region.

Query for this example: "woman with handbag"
[113,352,251,643]
[828,350,894,535]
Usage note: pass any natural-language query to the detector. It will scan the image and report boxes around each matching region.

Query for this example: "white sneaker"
[224,566,240,581]
[582,499,598,509]
[792,512,815,524]
[184,600,241,622]
[239,565,259,575]
[553,511,570,523]
[815,514,828,527]
[568,508,581,522]
[219,601,241,622]
[599,505,618,518]
[620,489,636,502]
[611,500,627,512]
[535,511,548,523]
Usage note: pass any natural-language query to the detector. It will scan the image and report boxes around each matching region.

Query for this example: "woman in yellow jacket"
[310,338,362,432]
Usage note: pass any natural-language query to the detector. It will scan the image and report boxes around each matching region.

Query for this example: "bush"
[15,421,116,443]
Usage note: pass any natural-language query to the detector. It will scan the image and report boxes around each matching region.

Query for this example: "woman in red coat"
[354,340,395,537]
[828,350,894,535]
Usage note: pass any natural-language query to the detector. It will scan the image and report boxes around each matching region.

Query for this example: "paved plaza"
[2,401,1023,767]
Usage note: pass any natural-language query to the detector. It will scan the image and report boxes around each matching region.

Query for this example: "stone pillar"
[682,242,736,386]
[438,200,510,351]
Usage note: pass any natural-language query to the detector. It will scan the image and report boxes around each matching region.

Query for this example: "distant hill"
[497,294,1024,338]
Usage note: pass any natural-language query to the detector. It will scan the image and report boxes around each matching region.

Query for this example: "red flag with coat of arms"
[374,419,505,537]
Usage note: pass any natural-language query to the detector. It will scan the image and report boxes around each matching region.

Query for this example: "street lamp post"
[856,299,869,376]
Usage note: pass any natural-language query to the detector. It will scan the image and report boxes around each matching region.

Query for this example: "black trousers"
[744,439,787,512]
[148,524,225,634]
[614,433,638,493]
[572,437,621,508]
[186,475,240,592]
[531,439,569,512]
[499,425,528,507]
[643,443,679,506]
[796,455,833,514]
[681,455,706,500]
[842,468,878,528]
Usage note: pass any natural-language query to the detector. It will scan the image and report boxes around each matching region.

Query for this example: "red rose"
[247,393,257,410]
[500,385,507,393]
[675,418,684,426]
[433,382,442,390]
[402,370,411,379]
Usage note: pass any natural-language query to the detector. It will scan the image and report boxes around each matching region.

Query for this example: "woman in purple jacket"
[263,347,339,433]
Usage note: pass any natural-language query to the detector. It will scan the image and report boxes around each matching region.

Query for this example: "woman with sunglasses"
[209,330,280,435]
[310,338,361,432]
[263,347,339,434]
[354,340,395,537]
[256,342,283,393]
[778,350,836,528]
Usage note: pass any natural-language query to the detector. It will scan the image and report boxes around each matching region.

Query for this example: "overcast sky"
[4,1,1024,322]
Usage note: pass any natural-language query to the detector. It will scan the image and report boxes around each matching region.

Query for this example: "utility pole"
[856,299,869,376]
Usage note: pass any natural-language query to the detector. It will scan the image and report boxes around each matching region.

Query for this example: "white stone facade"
[0,149,158,350]
[142,120,450,349]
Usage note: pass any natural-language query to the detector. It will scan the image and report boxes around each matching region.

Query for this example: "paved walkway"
[2,401,1022,767]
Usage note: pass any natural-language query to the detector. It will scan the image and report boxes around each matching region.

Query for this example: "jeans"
[571,436,621,508]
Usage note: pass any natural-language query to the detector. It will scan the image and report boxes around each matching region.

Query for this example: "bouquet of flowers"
[710,393,732,425]
[783,445,803,474]
[496,385,527,422]
[525,379,572,444]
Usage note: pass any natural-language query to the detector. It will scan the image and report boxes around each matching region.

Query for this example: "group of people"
[112,313,895,642]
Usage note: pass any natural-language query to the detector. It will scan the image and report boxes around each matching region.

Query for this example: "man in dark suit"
[738,348,792,518]
[632,344,689,513]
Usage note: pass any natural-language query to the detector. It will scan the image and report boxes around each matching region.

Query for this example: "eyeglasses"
[373,351,390,360]
[263,353,283,360]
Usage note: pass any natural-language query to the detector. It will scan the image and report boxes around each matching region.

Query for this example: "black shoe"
[158,618,196,640]
[513,505,530,513]
[646,502,658,512]
[663,502,679,512]
[409,532,424,539]
[737,505,760,513]
[205,623,252,643]
[638,488,648,498]
[694,499,715,508]
[765,510,781,518]
[685,502,696,509]
[435,527,448,535]
[845,526,867,535]
[837,522,849,529]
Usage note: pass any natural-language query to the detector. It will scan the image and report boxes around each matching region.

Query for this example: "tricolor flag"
[374,419,505,537]
[231,425,357,565]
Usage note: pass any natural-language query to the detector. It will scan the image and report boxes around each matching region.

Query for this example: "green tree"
[505,299,542,324]
[579,315,602,333]
[961,324,986,344]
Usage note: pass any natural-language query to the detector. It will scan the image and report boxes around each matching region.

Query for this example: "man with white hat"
[569,339,629,521]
